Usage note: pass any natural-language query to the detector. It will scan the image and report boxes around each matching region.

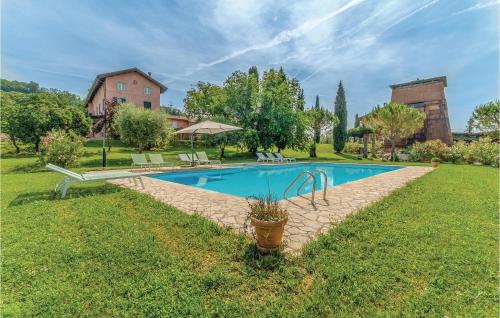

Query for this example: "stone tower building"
[390,76,453,145]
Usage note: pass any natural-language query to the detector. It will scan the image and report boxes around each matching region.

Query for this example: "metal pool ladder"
[283,170,330,205]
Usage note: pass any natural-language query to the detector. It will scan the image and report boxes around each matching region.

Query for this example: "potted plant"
[431,157,440,168]
[248,194,288,252]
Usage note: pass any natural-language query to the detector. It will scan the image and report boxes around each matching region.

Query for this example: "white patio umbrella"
[176,120,242,164]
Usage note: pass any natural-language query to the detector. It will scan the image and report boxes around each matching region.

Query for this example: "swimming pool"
[150,163,401,200]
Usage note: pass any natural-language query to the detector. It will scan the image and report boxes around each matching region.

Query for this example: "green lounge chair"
[265,152,282,163]
[46,163,144,198]
[274,152,296,162]
[256,152,272,163]
[179,154,197,165]
[187,153,201,165]
[196,152,221,165]
[148,154,172,169]
[131,154,152,169]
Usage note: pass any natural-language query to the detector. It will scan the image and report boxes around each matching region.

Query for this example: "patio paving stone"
[110,165,433,253]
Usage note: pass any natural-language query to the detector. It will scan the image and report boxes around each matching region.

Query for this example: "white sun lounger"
[196,151,221,165]
[265,152,282,163]
[47,163,144,198]
[256,152,272,163]
[274,152,296,162]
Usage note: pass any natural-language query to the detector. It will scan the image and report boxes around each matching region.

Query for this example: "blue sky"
[1,0,498,130]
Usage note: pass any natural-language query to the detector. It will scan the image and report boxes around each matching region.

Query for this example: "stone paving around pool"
[110,164,433,253]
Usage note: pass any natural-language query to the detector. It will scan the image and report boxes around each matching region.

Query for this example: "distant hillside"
[1,78,40,93]
[1,78,83,108]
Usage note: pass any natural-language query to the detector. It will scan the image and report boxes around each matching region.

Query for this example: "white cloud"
[452,0,499,15]
[182,0,365,76]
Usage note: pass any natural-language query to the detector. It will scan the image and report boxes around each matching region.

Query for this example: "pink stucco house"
[85,67,167,117]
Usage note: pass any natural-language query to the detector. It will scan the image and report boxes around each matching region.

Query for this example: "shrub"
[114,104,175,152]
[39,130,84,167]
[431,157,441,163]
[343,141,362,154]
[469,138,499,167]
[409,139,449,162]
[371,140,383,153]
[448,141,470,164]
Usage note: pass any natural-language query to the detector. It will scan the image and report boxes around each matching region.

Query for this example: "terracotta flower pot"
[251,217,287,252]
[431,161,439,168]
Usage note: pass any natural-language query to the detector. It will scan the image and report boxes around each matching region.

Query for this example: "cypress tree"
[314,95,321,143]
[333,81,347,152]
[248,66,259,81]
[297,88,305,111]
[354,113,360,127]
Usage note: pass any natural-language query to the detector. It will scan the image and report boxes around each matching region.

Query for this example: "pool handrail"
[283,169,329,204]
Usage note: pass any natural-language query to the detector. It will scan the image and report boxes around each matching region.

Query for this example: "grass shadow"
[79,158,132,168]
[333,153,363,160]
[8,184,123,207]
[5,162,45,174]
[242,243,286,273]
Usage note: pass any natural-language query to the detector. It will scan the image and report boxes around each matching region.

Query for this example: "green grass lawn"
[1,142,498,317]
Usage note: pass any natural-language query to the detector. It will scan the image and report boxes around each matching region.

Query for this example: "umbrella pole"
[190,133,194,166]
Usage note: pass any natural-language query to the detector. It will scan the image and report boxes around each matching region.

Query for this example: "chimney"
[148,72,152,76]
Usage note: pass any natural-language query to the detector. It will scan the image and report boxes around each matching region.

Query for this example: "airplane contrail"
[181,0,365,77]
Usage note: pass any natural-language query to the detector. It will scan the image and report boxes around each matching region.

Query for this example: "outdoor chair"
[148,154,172,169]
[46,163,144,198]
[265,152,282,163]
[131,154,152,169]
[187,153,201,165]
[179,154,197,165]
[274,152,296,162]
[256,152,272,163]
[196,152,221,165]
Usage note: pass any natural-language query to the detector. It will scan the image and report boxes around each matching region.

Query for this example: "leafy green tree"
[1,79,39,93]
[184,82,226,120]
[1,91,90,152]
[364,102,426,161]
[161,104,184,116]
[297,89,305,111]
[257,68,306,152]
[248,66,259,79]
[183,81,232,156]
[223,70,259,153]
[467,100,499,138]
[114,104,175,152]
[333,81,348,152]
[1,92,21,152]
[40,88,84,108]
[306,105,338,157]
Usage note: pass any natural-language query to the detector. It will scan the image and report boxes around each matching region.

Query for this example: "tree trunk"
[314,129,320,144]
[219,140,225,158]
[371,134,376,157]
[34,139,40,152]
[391,139,396,161]
[362,135,368,158]
[309,142,317,158]
[9,135,20,153]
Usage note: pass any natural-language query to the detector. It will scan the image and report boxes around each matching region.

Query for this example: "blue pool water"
[150,163,401,200]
